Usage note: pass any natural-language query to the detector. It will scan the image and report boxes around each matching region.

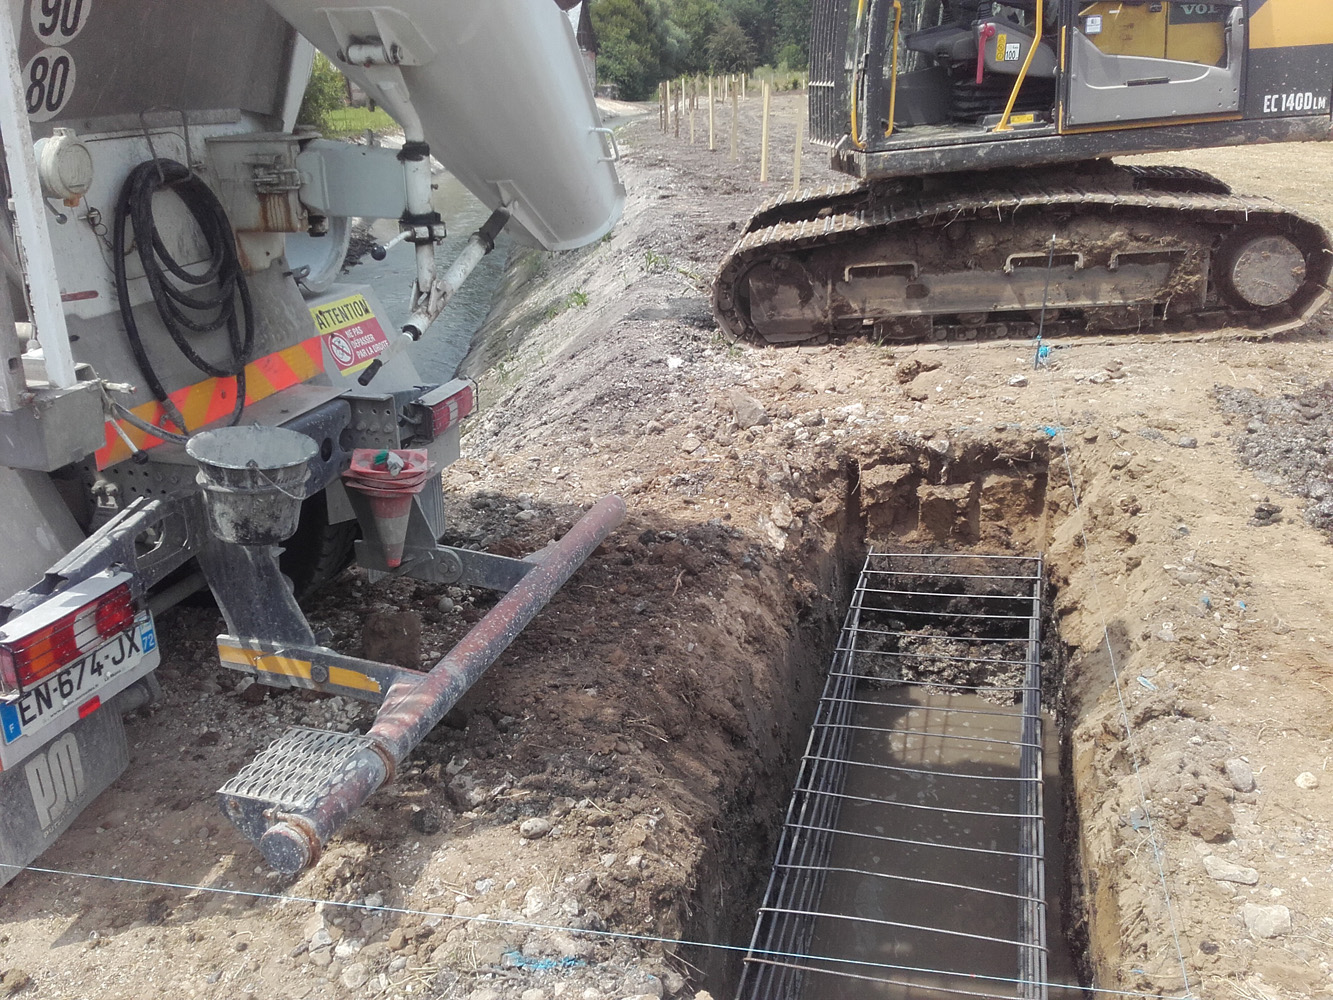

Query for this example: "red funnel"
[343,449,436,567]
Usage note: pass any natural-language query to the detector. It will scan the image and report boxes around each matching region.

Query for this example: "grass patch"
[544,289,591,321]
[643,249,670,273]
[321,106,399,138]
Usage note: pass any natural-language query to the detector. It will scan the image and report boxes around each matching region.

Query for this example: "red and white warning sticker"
[310,293,389,374]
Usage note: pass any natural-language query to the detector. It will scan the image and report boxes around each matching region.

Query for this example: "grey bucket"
[186,426,318,545]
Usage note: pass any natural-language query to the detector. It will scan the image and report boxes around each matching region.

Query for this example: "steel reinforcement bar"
[738,551,1048,1000]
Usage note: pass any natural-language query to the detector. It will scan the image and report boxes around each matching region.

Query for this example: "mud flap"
[0,708,129,888]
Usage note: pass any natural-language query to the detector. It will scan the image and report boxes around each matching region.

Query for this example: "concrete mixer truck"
[0,0,624,883]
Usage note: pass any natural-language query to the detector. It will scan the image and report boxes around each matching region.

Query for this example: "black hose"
[112,158,254,434]
[109,399,190,445]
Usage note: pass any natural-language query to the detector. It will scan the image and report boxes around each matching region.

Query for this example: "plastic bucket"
[186,426,318,545]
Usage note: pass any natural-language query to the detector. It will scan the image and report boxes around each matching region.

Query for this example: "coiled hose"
[112,158,254,435]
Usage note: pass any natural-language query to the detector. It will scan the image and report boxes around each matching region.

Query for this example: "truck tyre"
[280,497,359,601]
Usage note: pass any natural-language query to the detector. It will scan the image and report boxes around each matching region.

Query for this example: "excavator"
[714,0,1333,344]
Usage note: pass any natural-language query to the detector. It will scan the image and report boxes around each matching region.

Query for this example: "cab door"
[1064,0,1244,127]
[1243,0,1333,120]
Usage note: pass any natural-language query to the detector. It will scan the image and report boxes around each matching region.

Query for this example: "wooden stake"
[689,78,696,145]
[759,81,771,182]
[665,79,672,135]
[730,87,739,163]
[792,114,804,195]
[708,75,716,151]
[742,73,747,101]
[659,81,665,131]
[674,78,680,139]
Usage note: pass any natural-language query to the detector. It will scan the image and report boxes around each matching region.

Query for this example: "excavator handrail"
[849,0,869,149]
[886,1,902,138]
[849,0,903,145]
[993,0,1044,132]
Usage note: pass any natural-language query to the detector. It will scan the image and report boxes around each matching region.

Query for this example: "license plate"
[0,616,156,745]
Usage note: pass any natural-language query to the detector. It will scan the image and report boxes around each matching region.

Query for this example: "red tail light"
[95,586,135,640]
[408,379,476,442]
[0,579,137,691]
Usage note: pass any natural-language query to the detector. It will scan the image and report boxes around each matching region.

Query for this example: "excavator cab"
[811,0,1331,175]
[896,0,1059,127]
[889,0,1237,128]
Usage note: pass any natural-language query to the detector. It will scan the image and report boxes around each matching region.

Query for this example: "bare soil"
[2,91,1333,1000]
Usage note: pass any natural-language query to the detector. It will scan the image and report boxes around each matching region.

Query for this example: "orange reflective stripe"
[244,363,279,402]
[101,400,167,459]
[180,376,222,430]
[296,337,324,376]
[254,353,298,396]
[96,335,328,469]
[200,376,236,426]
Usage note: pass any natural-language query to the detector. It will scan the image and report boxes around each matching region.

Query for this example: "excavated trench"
[679,431,1098,999]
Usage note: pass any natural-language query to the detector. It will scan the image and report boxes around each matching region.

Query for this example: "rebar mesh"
[737,552,1048,1000]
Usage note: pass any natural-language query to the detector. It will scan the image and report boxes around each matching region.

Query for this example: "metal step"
[218,727,378,844]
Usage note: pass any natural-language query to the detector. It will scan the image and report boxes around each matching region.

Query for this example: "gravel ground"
[1216,380,1333,534]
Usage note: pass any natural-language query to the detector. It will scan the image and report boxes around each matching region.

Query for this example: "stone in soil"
[333,937,363,959]
[1242,903,1292,939]
[1202,855,1259,885]
[341,961,369,989]
[1224,758,1256,792]
[361,610,423,668]
[521,930,594,961]
[1250,503,1283,526]
[729,391,769,428]
[519,816,553,839]
[1186,791,1234,842]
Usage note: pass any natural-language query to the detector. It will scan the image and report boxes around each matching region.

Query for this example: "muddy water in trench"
[800,686,1083,999]
[352,171,511,381]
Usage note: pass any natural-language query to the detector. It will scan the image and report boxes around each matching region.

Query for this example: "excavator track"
[712,166,1332,346]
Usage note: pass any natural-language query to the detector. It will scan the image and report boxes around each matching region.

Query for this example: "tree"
[722,0,776,66]
[775,0,812,65]
[775,42,804,70]
[591,0,658,100]
[297,52,346,130]
[706,16,757,71]
[646,0,688,77]
[672,0,722,73]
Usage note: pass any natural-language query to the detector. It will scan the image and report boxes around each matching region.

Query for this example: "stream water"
[348,170,511,382]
